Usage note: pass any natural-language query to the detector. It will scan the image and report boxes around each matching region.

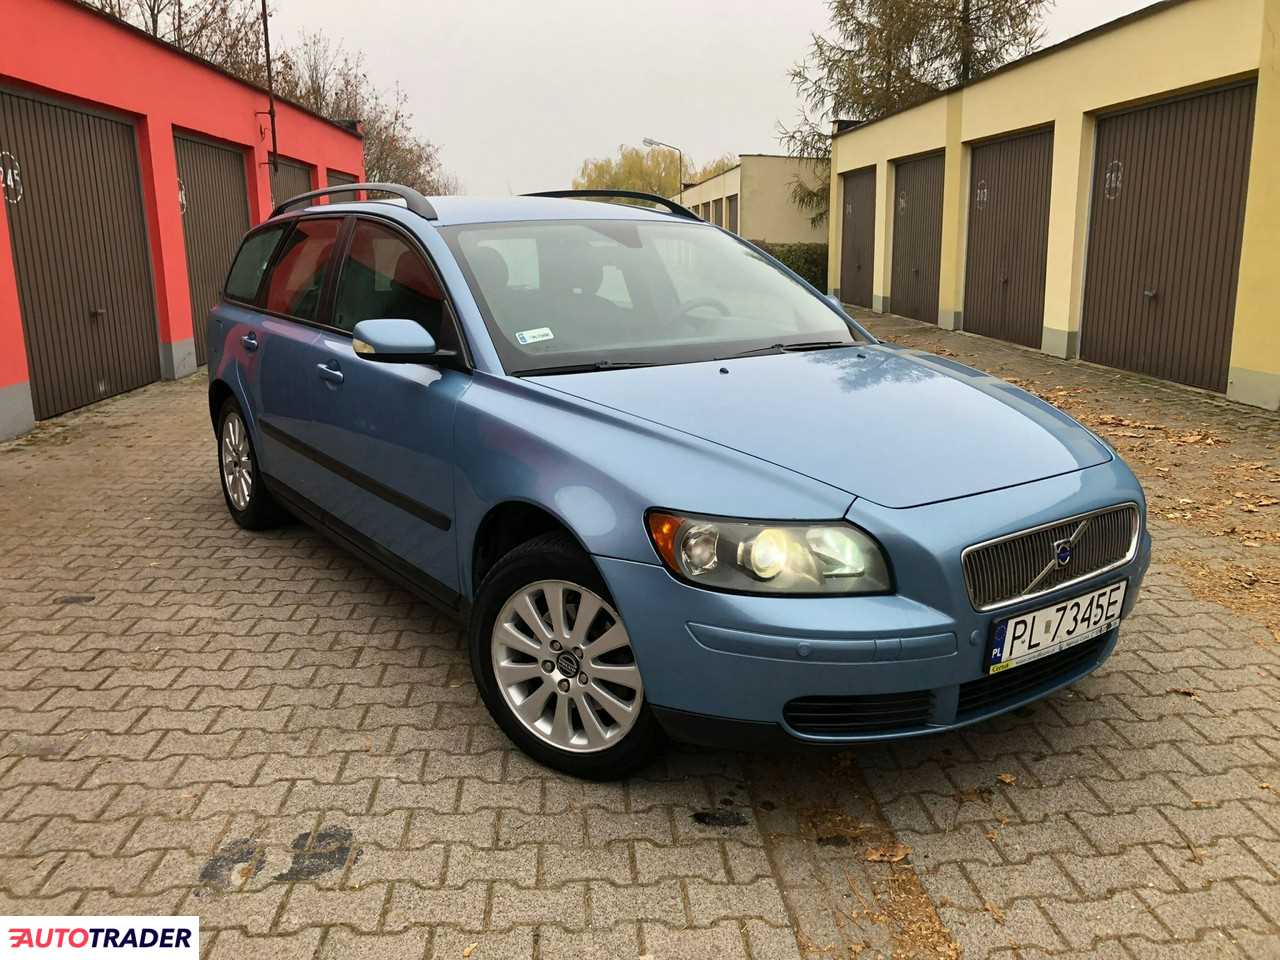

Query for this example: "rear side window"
[225,226,286,303]
[263,218,342,322]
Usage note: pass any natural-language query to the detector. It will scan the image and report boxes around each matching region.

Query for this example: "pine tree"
[781,0,1048,224]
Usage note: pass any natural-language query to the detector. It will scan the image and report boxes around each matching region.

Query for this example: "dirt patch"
[749,753,961,960]
[691,808,750,828]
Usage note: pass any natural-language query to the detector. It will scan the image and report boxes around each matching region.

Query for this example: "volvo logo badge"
[1054,539,1073,567]
[555,651,580,678]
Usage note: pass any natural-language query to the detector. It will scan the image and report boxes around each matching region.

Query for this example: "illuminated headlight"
[646,511,892,595]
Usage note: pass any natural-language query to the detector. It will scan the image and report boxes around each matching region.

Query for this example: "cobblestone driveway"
[1,321,1278,959]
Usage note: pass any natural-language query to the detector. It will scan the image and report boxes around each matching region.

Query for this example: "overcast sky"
[272,1,1158,195]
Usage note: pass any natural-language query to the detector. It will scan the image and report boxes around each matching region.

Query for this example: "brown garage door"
[839,166,876,307]
[327,168,359,203]
[269,155,312,208]
[175,133,250,366]
[963,128,1053,347]
[1081,82,1255,392]
[0,89,159,420]
[890,152,944,323]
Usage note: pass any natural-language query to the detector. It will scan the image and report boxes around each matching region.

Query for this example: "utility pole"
[261,0,279,175]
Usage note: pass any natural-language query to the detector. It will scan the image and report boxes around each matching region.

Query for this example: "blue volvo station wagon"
[208,183,1151,779]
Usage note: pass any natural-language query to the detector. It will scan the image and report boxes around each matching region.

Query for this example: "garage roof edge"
[832,0,1195,143]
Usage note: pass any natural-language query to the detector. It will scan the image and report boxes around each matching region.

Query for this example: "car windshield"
[440,218,869,374]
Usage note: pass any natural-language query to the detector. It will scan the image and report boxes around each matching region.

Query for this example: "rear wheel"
[470,532,662,780]
[217,397,287,530]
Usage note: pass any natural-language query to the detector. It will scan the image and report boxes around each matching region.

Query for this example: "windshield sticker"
[516,327,554,345]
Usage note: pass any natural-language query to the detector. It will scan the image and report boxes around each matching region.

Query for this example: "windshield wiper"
[512,360,657,376]
[718,340,853,360]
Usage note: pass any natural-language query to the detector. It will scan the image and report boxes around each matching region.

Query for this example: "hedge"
[750,240,828,292]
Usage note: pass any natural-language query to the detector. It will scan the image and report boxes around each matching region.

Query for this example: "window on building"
[262,218,342,322]
[224,225,287,303]
[333,219,459,352]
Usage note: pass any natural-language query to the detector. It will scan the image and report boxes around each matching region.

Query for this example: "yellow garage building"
[826,0,1279,410]
[680,154,826,244]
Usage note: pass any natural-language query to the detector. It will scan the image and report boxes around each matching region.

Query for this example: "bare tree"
[87,0,460,194]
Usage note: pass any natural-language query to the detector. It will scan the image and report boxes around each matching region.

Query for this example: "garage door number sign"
[1,150,22,205]
[1104,160,1123,200]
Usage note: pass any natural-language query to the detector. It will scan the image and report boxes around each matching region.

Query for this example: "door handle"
[316,362,344,385]
[240,332,258,352]
[88,306,106,320]
[1142,288,1157,300]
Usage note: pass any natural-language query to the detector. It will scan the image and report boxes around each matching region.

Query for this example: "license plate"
[989,581,1126,674]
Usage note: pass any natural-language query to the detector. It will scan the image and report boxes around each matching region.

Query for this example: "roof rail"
[271,182,438,220]
[522,189,700,221]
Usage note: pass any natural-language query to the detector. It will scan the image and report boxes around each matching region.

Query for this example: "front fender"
[452,373,854,590]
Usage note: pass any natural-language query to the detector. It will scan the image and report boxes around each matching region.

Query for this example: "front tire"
[470,532,662,780]
[216,397,287,531]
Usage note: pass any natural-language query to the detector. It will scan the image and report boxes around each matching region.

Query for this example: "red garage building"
[0,0,365,439]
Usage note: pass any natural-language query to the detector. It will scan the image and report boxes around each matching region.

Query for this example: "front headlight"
[646,511,892,596]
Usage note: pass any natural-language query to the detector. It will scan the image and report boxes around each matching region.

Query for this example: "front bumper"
[596,469,1152,747]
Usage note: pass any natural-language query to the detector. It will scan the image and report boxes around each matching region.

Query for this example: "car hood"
[527,344,1112,509]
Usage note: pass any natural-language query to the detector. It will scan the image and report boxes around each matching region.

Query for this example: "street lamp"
[642,137,684,204]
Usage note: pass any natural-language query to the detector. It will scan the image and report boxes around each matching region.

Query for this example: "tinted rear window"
[225,226,287,303]
[263,218,343,322]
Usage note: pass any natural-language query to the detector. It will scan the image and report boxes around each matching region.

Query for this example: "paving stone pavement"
[1,341,1278,958]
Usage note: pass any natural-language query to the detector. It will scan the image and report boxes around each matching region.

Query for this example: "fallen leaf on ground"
[865,842,911,863]
[463,944,477,958]
[984,901,1006,924]
[955,786,994,804]
[1167,687,1202,701]
[996,773,1018,785]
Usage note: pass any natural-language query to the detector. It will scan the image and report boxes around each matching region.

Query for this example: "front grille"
[783,690,933,735]
[957,633,1108,718]
[962,504,1139,610]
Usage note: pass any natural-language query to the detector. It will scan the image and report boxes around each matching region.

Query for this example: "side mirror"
[352,318,440,363]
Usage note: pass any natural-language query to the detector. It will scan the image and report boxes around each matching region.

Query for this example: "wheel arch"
[468,499,598,599]
[208,378,235,434]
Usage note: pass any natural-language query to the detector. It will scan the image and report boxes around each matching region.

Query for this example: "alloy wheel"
[490,579,644,753]
[220,411,253,511]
